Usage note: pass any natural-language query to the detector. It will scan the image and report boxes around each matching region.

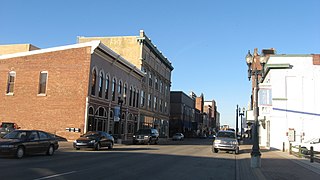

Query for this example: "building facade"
[0,41,144,140]
[258,53,320,150]
[169,91,197,137]
[78,30,174,137]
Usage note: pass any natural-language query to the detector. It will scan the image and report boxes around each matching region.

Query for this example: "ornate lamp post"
[239,107,245,138]
[117,93,126,144]
[245,50,267,168]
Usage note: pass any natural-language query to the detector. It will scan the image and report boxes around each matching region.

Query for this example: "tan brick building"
[78,30,174,138]
[0,41,144,140]
[0,44,39,55]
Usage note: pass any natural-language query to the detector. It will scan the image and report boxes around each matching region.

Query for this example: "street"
[0,139,239,180]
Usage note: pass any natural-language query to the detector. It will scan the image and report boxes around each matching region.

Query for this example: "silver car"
[212,130,239,154]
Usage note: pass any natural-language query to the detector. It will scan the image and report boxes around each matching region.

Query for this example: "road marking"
[33,171,77,180]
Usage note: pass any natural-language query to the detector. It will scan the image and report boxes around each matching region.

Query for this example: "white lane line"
[33,171,77,180]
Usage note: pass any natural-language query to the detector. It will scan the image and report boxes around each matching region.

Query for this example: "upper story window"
[133,88,136,107]
[140,90,145,107]
[129,86,133,106]
[112,78,116,101]
[148,72,153,87]
[123,83,127,105]
[105,75,109,99]
[155,76,159,90]
[38,71,48,94]
[136,90,139,107]
[148,94,152,109]
[6,71,16,94]
[99,71,104,98]
[159,80,163,93]
[118,80,122,95]
[91,69,97,96]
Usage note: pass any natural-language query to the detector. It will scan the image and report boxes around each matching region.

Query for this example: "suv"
[0,122,20,138]
[212,130,239,154]
[133,128,159,145]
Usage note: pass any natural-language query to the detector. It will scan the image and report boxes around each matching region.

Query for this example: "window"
[105,75,109,99]
[129,86,133,106]
[6,71,16,94]
[91,69,97,96]
[133,88,136,107]
[38,72,48,94]
[148,94,152,109]
[160,80,163,93]
[118,80,122,95]
[136,90,139,107]
[140,90,145,107]
[149,72,153,87]
[155,76,159,90]
[99,71,103,98]
[154,96,158,110]
[159,99,163,112]
[123,84,127,105]
[112,78,116,101]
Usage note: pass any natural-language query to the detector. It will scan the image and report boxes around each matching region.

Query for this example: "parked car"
[172,133,184,141]
[0,122,20,138]
[298,138,320,154]
[73,131,114,150]
[0,130,59,159]
[132,128,159,145]
[212,130,239,154]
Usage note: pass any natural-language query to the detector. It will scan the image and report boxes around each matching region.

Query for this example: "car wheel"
[235,147,239,155]
[16,146,25,159]
[108,142,113,149]
[46,145,55,156]
[95,143,101,151]
[76,148,80,150]
[214,148,219,153]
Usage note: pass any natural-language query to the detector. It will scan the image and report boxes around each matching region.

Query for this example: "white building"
[258,54,320,150]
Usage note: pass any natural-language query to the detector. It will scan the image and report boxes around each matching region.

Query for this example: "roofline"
[0,41,145,77]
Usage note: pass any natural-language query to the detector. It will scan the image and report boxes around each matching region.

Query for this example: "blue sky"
[1,0,319,127]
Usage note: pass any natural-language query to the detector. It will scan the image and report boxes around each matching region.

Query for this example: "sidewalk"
[236,144,320,180]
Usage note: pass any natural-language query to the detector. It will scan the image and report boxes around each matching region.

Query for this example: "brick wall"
[313,54,320,65]
[0,47,91,140]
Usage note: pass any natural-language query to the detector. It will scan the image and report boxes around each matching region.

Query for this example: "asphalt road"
[0,139,238,180]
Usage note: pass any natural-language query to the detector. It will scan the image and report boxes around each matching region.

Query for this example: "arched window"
[133,88,136,107]
[112,78,116,101]
[99,71,104,98]
[91,69,97,96]
[136,90,139,107]
[118,80,122,96]
[123,83,127,105]
[129,86,133,106]
[105,75,109,99]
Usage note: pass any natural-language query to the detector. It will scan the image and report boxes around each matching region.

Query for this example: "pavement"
[59,139,320,179]
[236,141,320,180]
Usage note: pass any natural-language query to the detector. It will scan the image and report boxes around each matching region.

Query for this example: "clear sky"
[1,0,319,127]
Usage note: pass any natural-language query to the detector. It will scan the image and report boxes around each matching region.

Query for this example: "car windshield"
[135,129,151,135]
[3,131,28,139]
[83,132,99,138]
[217,131,235,138]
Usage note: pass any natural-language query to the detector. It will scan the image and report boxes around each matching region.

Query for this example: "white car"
[172,133,184,141]
[300,138,320,154]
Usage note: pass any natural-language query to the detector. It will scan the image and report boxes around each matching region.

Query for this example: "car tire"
[108,142,113,149]
[214,148,219,153]
[46,145,55,156]
[76,148,80,150]
[95,143,101,151]
[235,147,239,155]
[16,146,25,159]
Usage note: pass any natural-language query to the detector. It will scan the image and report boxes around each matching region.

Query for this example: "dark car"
[0,122,20,138]
[73,131,114,151]
[132,128,159,145]
[0,130,59,159]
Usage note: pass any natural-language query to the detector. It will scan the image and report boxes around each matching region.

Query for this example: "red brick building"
[0,41,144,140]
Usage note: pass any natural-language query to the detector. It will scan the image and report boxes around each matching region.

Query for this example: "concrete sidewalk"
[236,145,320,180]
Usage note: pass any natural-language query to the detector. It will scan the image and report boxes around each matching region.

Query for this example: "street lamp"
[239,107,245,138]
[117,93,126,144]
[245,50,267,168]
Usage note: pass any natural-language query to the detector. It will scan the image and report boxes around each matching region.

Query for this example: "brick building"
[78,30,174,138]
[0,41,144,140]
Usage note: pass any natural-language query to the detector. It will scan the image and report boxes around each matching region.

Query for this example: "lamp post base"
[251,155,261,168]
[117,138,122,144]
